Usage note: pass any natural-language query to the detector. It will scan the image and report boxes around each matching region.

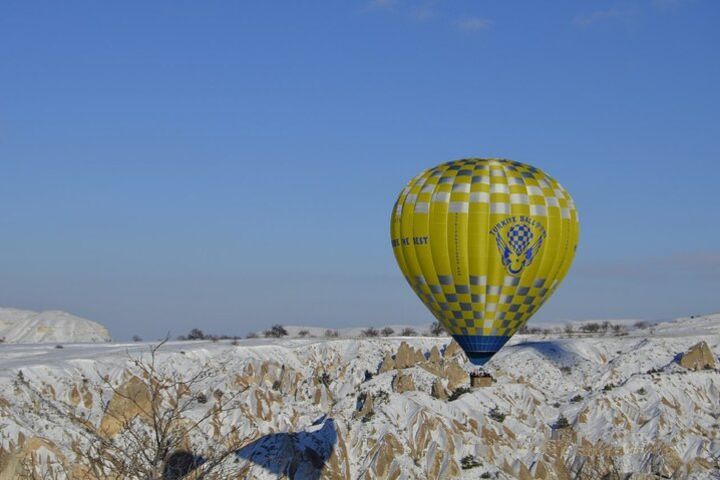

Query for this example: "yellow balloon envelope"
[390,158,579,365]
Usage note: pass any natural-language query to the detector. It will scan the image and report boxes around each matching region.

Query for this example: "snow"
[0,307,111,344]
[0,312,719,478]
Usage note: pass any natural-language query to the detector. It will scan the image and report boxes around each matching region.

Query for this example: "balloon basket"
[469,370,495,388]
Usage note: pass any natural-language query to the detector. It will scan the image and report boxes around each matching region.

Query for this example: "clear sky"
[1,1,718,340]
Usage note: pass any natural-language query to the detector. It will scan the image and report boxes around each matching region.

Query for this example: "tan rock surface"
[679,341,716,370]
[392,372,416,393]
[431,379,448,400]
[99,376,155,437]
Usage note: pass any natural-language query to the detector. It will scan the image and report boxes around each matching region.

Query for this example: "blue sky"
[1,0,718,340]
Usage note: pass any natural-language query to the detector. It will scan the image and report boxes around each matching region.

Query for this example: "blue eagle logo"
[493,223,545,276]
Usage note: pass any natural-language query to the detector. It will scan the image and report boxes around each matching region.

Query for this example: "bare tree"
[263,324,288,338]
[187,328,206,340]
[15,338,248,479]
[381,327,395,337]
[580,323,600,334]
[362,327,379,338]
[612,324,625,335]
[429,321,447,336]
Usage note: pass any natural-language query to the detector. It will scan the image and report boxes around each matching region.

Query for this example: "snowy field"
[1,313,719,479]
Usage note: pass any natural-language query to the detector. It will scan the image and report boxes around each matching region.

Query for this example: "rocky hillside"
[0,314,719,479]
[0,308,111,344]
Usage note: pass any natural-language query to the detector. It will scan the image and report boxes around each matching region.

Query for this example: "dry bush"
[15,338,248,479]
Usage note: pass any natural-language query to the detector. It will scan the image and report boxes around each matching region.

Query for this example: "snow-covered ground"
[0,307,111,344]
[0,313,719,479]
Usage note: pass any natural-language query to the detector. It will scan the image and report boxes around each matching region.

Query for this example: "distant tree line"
[159,320,454,343]
[519,320,651,337]
[133,318,651,344]
[175,328,242,342]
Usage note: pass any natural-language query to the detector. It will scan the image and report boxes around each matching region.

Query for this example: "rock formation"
[2,316,720,479]
[679,341,716,371]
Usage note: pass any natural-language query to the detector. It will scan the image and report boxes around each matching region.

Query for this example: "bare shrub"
[488,407,506,423]
[461,455,482,470]
[555,414,570,429]
[449,386,472,401]
[15,338,247,479]
[318,372,332,387]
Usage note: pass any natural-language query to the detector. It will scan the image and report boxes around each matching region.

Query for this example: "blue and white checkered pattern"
[508,224,533,255]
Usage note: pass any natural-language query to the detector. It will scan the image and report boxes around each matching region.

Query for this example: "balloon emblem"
[390,158,579,365]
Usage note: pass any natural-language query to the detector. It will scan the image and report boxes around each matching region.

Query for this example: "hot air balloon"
[390,158,579,366]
